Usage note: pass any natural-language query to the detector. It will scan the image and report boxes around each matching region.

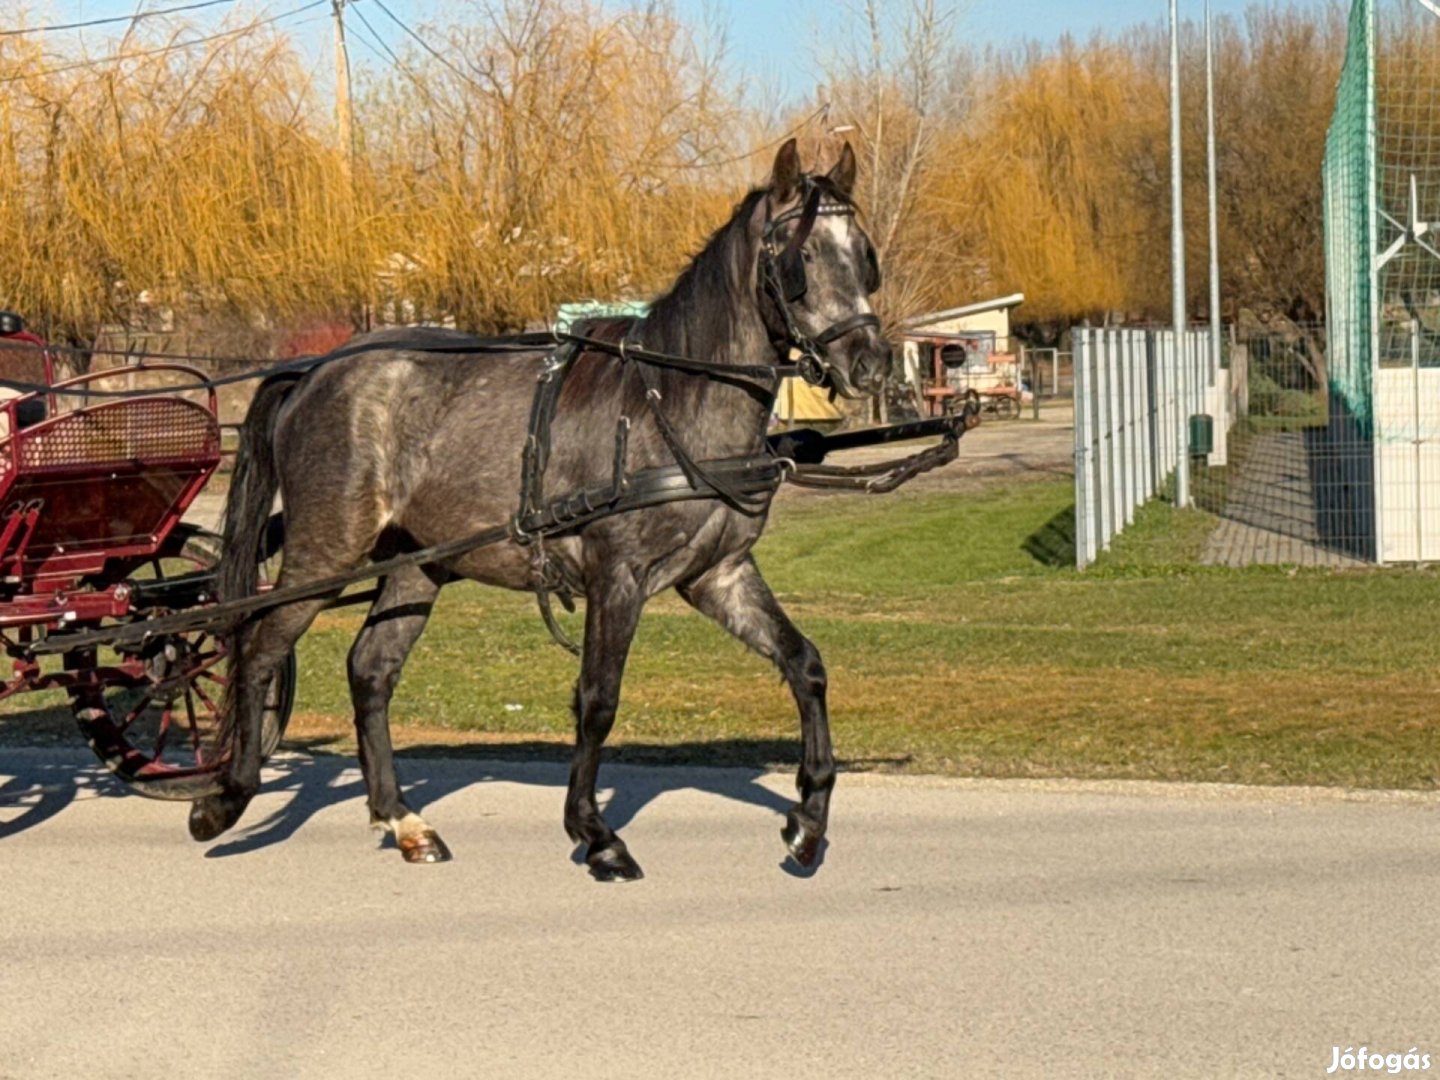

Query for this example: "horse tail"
[218,373,302,615]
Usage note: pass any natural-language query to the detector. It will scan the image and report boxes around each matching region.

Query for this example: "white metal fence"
[1072,327,1223,568]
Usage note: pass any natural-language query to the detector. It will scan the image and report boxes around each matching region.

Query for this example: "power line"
[347,1,466,126]
[368,0,482,91]
[346,1,402,69]
[0,0,238,38]
[0,0,329,85]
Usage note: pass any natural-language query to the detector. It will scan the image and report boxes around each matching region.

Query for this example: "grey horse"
[194,139,889,880]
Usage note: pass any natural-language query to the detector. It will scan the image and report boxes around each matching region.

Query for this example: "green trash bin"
[1189,414,1214,458]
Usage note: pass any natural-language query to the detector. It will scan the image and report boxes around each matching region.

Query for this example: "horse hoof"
[188,791,248,842]
[782,814,823,868]
[399,830,453,864]
[586,843,644,883]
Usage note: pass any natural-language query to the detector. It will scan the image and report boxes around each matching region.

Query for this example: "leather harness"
[15,181,979,660]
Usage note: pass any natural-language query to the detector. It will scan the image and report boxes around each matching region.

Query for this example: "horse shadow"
[201,738,885,875]
[0,699,902,875]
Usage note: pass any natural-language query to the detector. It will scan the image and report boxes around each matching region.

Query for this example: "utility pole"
[332,0,354,173]
[1170,0,1191,508]
[1205,0,1223,387]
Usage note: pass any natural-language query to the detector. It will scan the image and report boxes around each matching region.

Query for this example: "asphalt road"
[1,749,1437,1079]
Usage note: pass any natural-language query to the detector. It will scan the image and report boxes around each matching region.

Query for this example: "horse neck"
[635,228,776,460]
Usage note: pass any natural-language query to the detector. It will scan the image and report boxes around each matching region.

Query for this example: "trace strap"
[26,408,980,660]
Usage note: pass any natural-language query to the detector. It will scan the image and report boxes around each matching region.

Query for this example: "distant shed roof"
[900,293,1025,330]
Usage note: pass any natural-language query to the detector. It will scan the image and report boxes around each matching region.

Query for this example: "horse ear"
[771,138,802,202]
[827,142,857,197]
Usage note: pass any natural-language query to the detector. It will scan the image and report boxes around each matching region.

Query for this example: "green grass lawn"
[7,479,1438,789]
[277,480,1438,789]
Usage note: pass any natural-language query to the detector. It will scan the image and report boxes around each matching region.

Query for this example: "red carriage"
[0,312,294,800]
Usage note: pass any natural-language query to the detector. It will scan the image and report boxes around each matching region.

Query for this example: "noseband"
[760,180,883,388]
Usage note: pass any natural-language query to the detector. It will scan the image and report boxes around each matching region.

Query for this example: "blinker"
[778,250,808,302]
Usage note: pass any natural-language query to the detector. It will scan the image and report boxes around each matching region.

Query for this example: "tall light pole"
[1170,0,1190,507]
[1205,0,1222,387]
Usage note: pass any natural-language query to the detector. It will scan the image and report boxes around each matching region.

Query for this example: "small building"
[900,293,1025,415]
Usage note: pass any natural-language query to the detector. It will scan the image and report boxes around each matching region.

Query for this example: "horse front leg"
[565,570,645,882]
[679,556,834,868]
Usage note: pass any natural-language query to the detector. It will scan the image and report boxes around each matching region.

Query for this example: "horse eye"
[801,248,812,263]
[864,246,881,293]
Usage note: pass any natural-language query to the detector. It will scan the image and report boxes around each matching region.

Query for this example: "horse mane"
[640,175,855,365]
[638,188,768,364]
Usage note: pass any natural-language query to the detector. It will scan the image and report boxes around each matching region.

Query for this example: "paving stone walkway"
[1201,430,1368,567]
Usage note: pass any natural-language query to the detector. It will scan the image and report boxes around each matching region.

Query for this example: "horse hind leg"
[347,564,450,864]
[188,591,338,842]
[565,573,645,882]
[679,557,834,869]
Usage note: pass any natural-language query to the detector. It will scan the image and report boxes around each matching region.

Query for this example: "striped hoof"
[399,829,453,864]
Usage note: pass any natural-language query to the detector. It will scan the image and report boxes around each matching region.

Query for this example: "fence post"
[1119,332,1130,523]
[1029,348,1041,421]
[1096,331,1113,552]
[1141,331,1155,500]
[1155,330,1170,486]
[1126,331,1140,521]
[1074,329,1093,569]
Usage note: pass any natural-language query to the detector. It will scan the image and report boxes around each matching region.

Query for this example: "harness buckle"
[797,349,828,387]
[508,514,534,545]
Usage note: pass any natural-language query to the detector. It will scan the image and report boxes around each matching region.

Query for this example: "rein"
[0,328,799,401]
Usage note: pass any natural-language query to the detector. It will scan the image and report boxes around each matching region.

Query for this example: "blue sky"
[11,0,1271,100]
[677,0,1261,91]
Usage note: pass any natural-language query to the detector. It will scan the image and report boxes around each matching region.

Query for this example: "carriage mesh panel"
[15,399,220,469]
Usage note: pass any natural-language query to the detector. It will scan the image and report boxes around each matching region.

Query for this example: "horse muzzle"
[825,329,890,399]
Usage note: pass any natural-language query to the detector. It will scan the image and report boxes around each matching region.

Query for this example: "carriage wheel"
[70,525,297,802]
[993,395,1019,420]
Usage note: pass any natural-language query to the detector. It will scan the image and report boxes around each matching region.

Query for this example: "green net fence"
[1323,0,1376,433]
[1321,0,1440,562]
[1375,0,1440,367]
[1323,0,1440,418]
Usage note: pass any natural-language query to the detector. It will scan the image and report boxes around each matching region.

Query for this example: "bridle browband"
[759,177,883,388]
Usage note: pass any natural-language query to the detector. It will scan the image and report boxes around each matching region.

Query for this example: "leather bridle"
[759,177,883,389]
